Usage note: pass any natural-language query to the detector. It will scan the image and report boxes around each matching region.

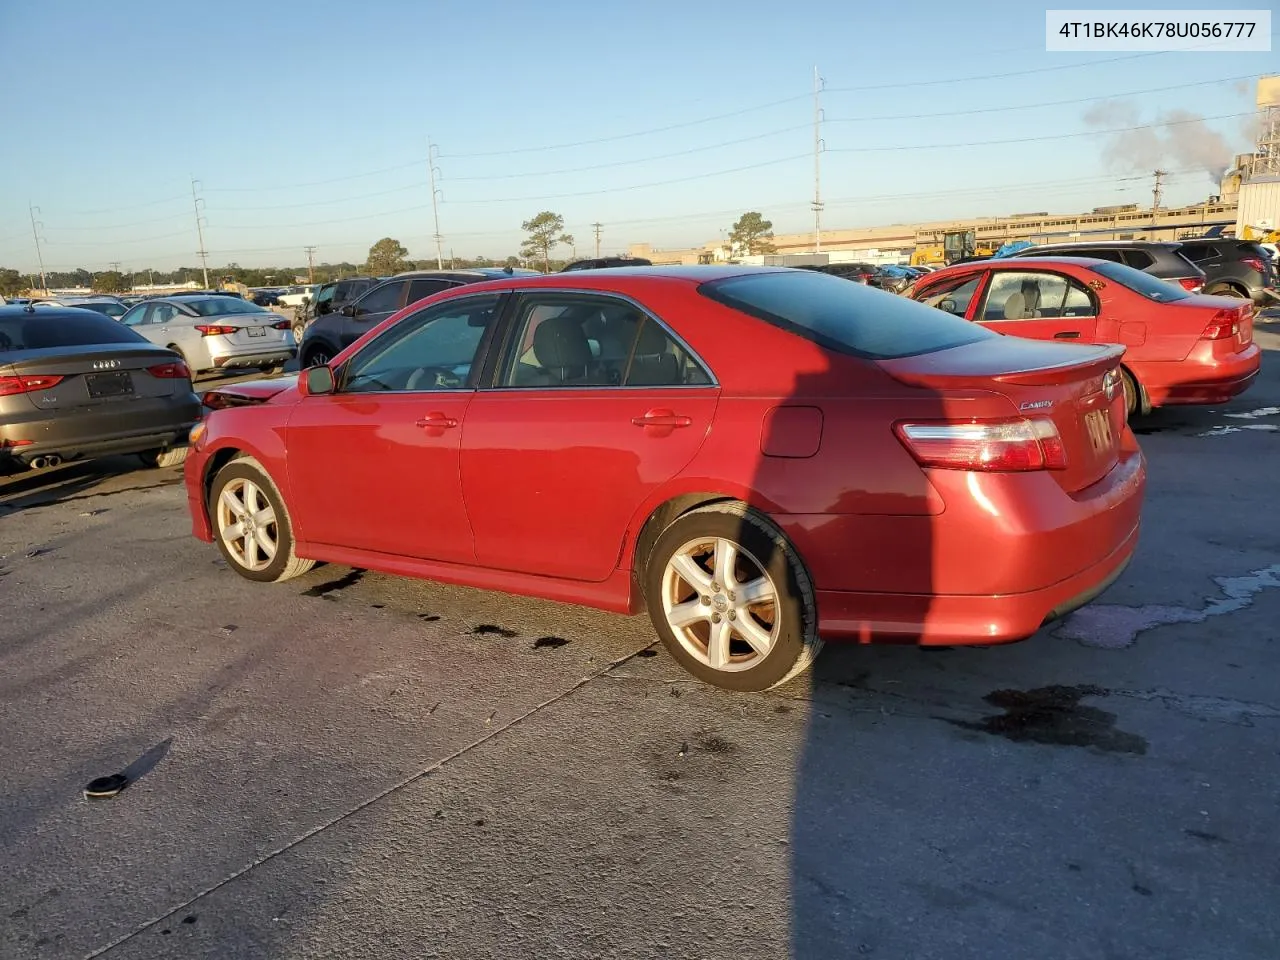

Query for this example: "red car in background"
[186,267,1145,691]
[909,256,1261,417]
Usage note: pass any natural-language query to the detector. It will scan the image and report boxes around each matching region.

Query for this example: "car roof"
[439,265,803,293]
[0,303,116,320]
[1023,240,1180,249]
[924,256,1109,274]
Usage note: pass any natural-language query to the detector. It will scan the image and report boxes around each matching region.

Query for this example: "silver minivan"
[119,295,296,376]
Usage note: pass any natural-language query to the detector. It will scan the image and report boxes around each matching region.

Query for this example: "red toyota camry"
[185,266,1146,690]
[908,256,1261,417]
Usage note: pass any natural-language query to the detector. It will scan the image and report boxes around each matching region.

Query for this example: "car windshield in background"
[1088,260,1193,303]
[185,298,272,317]
[0,311,147,352]
[700,269,994,360]
[77,302,126,318]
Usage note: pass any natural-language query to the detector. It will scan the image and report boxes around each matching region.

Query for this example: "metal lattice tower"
[1245,105,1280,180]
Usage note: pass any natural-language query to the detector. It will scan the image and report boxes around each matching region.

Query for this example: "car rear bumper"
[0,397,200,464]
[1136,343,1262,406]
[210,346,297,370]
[815,520,1138,644]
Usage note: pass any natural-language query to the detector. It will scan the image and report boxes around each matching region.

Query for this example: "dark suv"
[560,256,652,271]
[292,276,379,342]
[1175,238,1280,307]
[1009,241,1205,292]
[298,268,538,367]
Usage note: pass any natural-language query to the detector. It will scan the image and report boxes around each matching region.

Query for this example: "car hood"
[201,374,298,409]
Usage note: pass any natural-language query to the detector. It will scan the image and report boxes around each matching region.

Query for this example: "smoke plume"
[1082,99,1239,183]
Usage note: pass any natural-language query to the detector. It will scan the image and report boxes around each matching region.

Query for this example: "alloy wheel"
[216,477,279,572]
[661,536,780,672]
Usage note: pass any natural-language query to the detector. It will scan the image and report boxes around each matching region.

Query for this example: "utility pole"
[1151,169,1167,232]
[190,178,210,288]
[427,139,444,270]
[28,204,47,293]
[304,245,317,283]
[592,222,602,258]
[812,66,825,255]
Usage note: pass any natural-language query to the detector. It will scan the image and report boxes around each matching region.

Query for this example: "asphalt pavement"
[2,324,1278,959]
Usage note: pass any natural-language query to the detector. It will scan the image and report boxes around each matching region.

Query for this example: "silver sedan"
[119,295,296,377]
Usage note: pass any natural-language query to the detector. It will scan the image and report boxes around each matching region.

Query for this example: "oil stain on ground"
[472,624,518,638]
[947,684,1147,755]
[302,568,365,599]
[532,635,569,649]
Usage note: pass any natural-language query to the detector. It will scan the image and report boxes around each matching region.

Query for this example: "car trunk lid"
[879,337,1127,494]
[1,345,190,412]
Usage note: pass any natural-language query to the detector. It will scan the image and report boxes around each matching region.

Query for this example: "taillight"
[271,320,291,331]
[1177,277,1202,292]
[895,418,1068,472]
[0,374,65,396]
[195,324,239,336]
[1242,256,1265,274]
[147,361,191,379]
[1200,309,1239,341]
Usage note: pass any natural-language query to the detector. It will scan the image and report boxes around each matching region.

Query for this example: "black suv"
[298,268,538,367]
[1009,241,1205,291]
[560,256,652,271]
[1175,238,1280,307]
[292,276,379,342]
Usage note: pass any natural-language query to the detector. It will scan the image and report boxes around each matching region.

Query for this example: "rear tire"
[209,456,314,583]
[642,502,822,691]
[1121,368,1140,420]
[301,344,332,368]
[1206,284,1248,299]
[139,447,189,469]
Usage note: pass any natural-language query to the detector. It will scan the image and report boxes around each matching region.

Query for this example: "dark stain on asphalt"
[774,703,793,714]
[370,604,385,609]
[947,685,1147,755]
[533,635,569,649]
[1131,883,1153,897]
[417,613,441,622]
[221,624,238,633]
[1185,828,1228,844]
[698,734,736,754]
[302,568,365,599]
[182,914,198,925]
[472,624,517,638]
[636,648,658,658]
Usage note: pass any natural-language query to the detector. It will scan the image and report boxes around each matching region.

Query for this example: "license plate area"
[247,326,266,337]
[1083,408,1114,454]
[86,372,134,398]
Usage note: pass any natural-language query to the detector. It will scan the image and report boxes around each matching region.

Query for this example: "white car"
[119,294,296,376]
[277,285,317,308]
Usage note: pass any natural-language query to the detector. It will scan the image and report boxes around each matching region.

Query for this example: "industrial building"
[630,75,1280,266]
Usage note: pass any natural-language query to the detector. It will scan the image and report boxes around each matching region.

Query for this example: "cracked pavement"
[2,323,1278,959]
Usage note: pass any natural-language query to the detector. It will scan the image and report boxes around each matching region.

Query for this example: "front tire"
[209,456,314,583]
[642,502,822,691]
[301,343,332,367]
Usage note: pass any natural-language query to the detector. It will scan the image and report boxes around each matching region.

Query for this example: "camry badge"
[1020,399,1053,411]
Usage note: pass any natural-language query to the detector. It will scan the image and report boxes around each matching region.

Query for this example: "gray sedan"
[119,295,296,377]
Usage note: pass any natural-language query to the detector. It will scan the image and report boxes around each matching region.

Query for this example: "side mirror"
[340,303,357,317]
[939,299,959,314]
[302,364,335,396]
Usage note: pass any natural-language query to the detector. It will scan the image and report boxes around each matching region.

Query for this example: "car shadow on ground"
[0,455,181,517]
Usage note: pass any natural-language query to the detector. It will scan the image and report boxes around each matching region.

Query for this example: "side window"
[121,304,149,326]
[1085,249,1125,263]
[341,295,498,394]
[624,318,712,387]
[1060,278,1098,318]
[408,278,455,303]
[314,285,335,305]
[982,271,1072,321]
[1122,250,1154,270]
[1182,244,1216,262]
[151,304,180,324]
[917,274,982,316]
[501,296,643,387]
[353,281,407,316]
[498,295,711,388]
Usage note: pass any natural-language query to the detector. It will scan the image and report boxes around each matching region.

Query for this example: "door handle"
[631,409,692,428]
[416,412,458,429]
[1053,331,1081,339]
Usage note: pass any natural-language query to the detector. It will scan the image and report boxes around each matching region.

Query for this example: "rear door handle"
[416,412,458,429]
[1053,331,1080,339]
[631,409,692,428]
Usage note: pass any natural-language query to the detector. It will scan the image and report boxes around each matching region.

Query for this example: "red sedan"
[185,266,1145,690]
[909,256,1261,417]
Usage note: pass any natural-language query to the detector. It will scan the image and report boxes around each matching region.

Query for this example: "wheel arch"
[1119,361,1151,416]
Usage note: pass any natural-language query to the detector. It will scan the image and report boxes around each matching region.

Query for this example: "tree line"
[1,210,777,297]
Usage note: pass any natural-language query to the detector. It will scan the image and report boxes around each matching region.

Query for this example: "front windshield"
[186,297,273,317]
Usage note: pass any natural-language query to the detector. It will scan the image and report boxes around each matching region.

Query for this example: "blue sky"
[0,0,1274,272]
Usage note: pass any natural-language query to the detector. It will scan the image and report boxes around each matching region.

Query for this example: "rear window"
[186,298,272,317]
[0,310,148,352]
[1088,261,1192,303]
[700,270,994,360]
